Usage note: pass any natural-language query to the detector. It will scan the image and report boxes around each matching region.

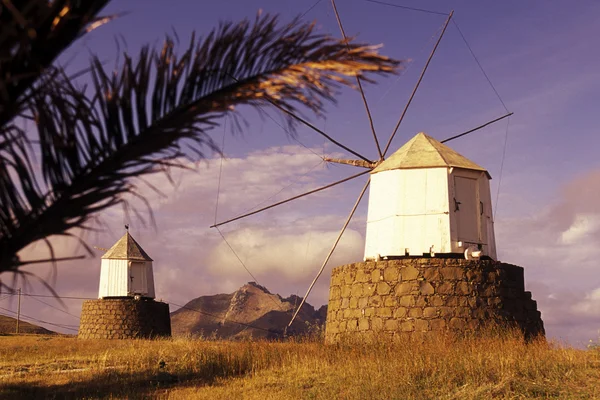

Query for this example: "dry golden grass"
[0,330,599,399]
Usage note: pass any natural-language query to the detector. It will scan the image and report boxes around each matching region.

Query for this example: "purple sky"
[2,0,600,347]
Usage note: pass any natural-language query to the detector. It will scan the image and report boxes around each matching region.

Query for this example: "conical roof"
[101,231,153,261]
[372,132,490,177]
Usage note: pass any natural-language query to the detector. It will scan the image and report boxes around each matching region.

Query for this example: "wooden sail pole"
[287,179,370,331]
[382,10,454,157]
[210,169,370,228]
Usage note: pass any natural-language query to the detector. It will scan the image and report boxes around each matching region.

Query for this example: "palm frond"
[0,13,403,274]
[0,0,110,128]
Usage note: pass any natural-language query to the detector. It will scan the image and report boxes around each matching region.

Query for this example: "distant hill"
[0,315,56,335]
[170,282,327,339]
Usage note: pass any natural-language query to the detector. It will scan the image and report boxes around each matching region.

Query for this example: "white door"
[454,176,479,243]
[129,262,147,295]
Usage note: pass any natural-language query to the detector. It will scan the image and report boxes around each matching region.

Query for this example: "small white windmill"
[211,2,512,330]
[97,227,156,299]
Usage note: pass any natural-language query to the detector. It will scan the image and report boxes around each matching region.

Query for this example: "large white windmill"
[211,2,513,330]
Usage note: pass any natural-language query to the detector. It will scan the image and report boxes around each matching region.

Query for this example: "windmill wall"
[78,298,171,339]
[325,258,544,343]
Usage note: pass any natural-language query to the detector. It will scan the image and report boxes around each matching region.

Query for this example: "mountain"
[0,315,56,335]
[170,282,327,339]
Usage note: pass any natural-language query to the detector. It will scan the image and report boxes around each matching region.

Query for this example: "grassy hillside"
[0,330,599,399]
[0,315,55,335]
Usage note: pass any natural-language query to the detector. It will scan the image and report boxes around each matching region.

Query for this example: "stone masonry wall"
[325,259,544,343]
[78,298,171,339]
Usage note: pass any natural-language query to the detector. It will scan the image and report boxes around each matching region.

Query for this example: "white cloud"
[5,144,366,332]
[560,214,600,245]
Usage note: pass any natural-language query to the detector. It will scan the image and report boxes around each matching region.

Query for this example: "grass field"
[1,331,599,399]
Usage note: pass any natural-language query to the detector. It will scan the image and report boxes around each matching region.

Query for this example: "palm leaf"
[0,0,111,128]
[0,13,402,275]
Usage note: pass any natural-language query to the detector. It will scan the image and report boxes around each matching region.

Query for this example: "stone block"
[436,282,455,295]
[371,269,383,282]
[423,268,440,281]
[355,269,370,283]
[384,266,400,281]
[341,285,352,298]
[365,307,376,317]
[358,297,368,309]
[400,321,415,332]
[363,284,376,296]
[440,267,465,280]
[400,295,415,307]
[431,295,445,307]
[376,307,392,318]
[420,282,435,295]
[466,270,485,283]
[384,319,399,331]
[368,295,383,307]
[456,282,472,295]
[372,317,384,331]
[384,296,398,307]
[439,307,454,318]
[345,271,356,284]
[394,282,413,296]
[359,318,370,331]
[393,307,407,318]
[347,319,358,331]
[377,282,391,295]
[408,308,423,318]
[401,266,420,280]
[430,319,446,331]
[414,319,429,332]
[351,285,363,298]
[423,307,437,318]
[415,297,428,307]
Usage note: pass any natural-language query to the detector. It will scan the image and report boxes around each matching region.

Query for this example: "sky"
[1,0,600,347]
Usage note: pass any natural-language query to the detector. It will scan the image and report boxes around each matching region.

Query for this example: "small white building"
[98,231,156,299]
[364,132,497,260]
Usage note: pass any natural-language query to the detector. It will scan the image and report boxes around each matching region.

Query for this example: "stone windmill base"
[78,298,171,339]
[324,258,544,343]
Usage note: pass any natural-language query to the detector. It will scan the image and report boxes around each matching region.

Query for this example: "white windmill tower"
[210,3,515,331]
[364,132,497,261]
[98,227,156,299]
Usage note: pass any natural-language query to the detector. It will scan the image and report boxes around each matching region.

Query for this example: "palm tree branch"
[0,13,402,274]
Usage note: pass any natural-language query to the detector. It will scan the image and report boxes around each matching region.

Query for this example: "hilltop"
[0,315,56,335]
[170,282,326,339]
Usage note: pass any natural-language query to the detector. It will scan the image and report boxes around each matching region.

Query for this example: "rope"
[364,0,449,16]
[300,0,324,18]
[494,117,511,221]
[214,119,227,225]
[452,19,510,114]
[214,227,287,313]
[258,103,325,161]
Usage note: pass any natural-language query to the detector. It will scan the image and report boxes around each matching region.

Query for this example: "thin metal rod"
[287,178,370,329]
[267,100,373,163]
[441,112,513,143]
[210,170,370,228]
[331,0,383,160]
[383,10,454,157]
